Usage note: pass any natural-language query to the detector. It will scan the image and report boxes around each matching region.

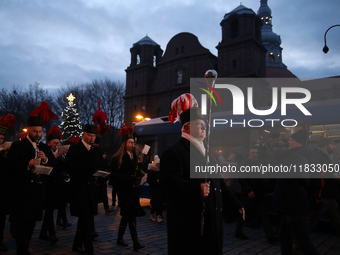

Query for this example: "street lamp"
[323,24,340,53]
[135,115,151,121]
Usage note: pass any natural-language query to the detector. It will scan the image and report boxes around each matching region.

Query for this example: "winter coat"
[110,152,145,217]
[273,146,314,215]
[160,138,243,255]
[6,137,55,222]
[65,142,100,217]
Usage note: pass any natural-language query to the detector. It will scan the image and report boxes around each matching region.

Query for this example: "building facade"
[124,0,295,126]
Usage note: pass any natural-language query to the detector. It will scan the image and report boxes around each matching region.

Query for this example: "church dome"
[262,29,281,45]
[257,0,271,17]
[133,35,159,46]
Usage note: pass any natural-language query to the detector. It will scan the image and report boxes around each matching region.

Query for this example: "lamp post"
[323,24,340,53]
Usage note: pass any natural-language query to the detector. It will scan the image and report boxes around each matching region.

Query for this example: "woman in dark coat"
[110,131,145,250]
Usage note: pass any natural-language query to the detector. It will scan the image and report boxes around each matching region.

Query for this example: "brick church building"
[124,0,296,126]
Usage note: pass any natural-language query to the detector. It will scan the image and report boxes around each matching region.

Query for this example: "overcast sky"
[1,0,339,91]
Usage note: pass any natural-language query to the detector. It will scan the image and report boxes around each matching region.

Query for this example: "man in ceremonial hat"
[7,115,55,255]
[160,94,245,255]
[65,124,102,255]
[39,126,64,244]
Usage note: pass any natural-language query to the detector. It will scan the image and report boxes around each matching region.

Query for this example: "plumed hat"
[118,123,134,143]
[92,100,111,137]
[67,135,80,144]
[290,129,308,146]
[168,93,203,126]
[29,101,59,125]
[168,93,198,124]
[18,132,27,141]
[46,125,63,142]
[0,114,17,135]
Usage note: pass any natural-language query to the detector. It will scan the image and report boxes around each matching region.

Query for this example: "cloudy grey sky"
[1,0,339,91]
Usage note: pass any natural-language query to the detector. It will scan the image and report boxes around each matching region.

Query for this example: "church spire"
[257,0,285,68]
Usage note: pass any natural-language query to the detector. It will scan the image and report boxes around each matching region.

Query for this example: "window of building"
[269,52,275,61]
[177,69,183,84]
[153,55,157,67]
[231,19,239,39]
[136,54,140,65]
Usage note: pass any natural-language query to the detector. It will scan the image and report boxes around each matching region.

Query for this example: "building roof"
[266,67,297,78]
[134,35,159,46]
[223,4,255,20]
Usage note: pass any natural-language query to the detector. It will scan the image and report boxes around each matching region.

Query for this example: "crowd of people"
[1,94,340,255]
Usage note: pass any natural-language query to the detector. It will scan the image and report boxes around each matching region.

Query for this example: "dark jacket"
[160,138,242,255]
[273,146,314,215]
[110,152,145,217]
[238,158,267,197]
[6,137,55,222]
[0,150,11,215]
[312,147,337,199]
[43,152,64,210]
[65,141,100,217]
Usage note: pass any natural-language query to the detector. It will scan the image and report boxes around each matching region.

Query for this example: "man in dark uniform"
[274,129,320,255]
[239,146,278,243]
[7,116,55,255]
[39,126,64,244]
[308,137,340,238]
[65,124,101,255]
[160,106,245,255]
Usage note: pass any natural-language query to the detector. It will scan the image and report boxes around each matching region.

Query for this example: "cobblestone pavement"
[1,188,339,255]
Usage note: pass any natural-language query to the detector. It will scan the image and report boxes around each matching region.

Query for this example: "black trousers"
[41,208,55,236]
[14,220,36,255]
[243,195,274,239]
[149,185,163,216]
[0,213,6,242]
[73,215,94,253]
[280,213,320,255]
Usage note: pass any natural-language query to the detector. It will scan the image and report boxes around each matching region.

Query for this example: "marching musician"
[7,110,56,255]
[64,124,101,255]
[110,125,146,250]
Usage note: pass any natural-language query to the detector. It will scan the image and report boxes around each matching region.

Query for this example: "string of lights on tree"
[59,93,82,142]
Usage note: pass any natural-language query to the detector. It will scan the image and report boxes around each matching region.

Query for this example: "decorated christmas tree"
[59,93,82,141]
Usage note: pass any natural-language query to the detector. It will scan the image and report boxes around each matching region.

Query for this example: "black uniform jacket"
[274,146,314,216]
[110,152,145,217]
[160,138,243,255]
[65,141,100,217]
[7,137,55,222]
[0,150,11,215]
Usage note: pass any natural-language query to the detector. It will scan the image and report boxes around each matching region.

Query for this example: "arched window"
[269,52,275,61]
[136,54,140,65]
[177,69,183,84]
[231,19,239,39]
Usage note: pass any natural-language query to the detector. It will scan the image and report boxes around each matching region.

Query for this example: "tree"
[58,93,82,141]
[0,83,58,141]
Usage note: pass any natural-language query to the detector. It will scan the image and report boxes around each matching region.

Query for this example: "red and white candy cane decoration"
[168,93,198,123]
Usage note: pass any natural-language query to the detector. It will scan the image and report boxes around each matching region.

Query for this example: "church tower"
[257,0,284,67]
[124,36,163,125]
[216,4,267,78]
[257,0,296,77]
